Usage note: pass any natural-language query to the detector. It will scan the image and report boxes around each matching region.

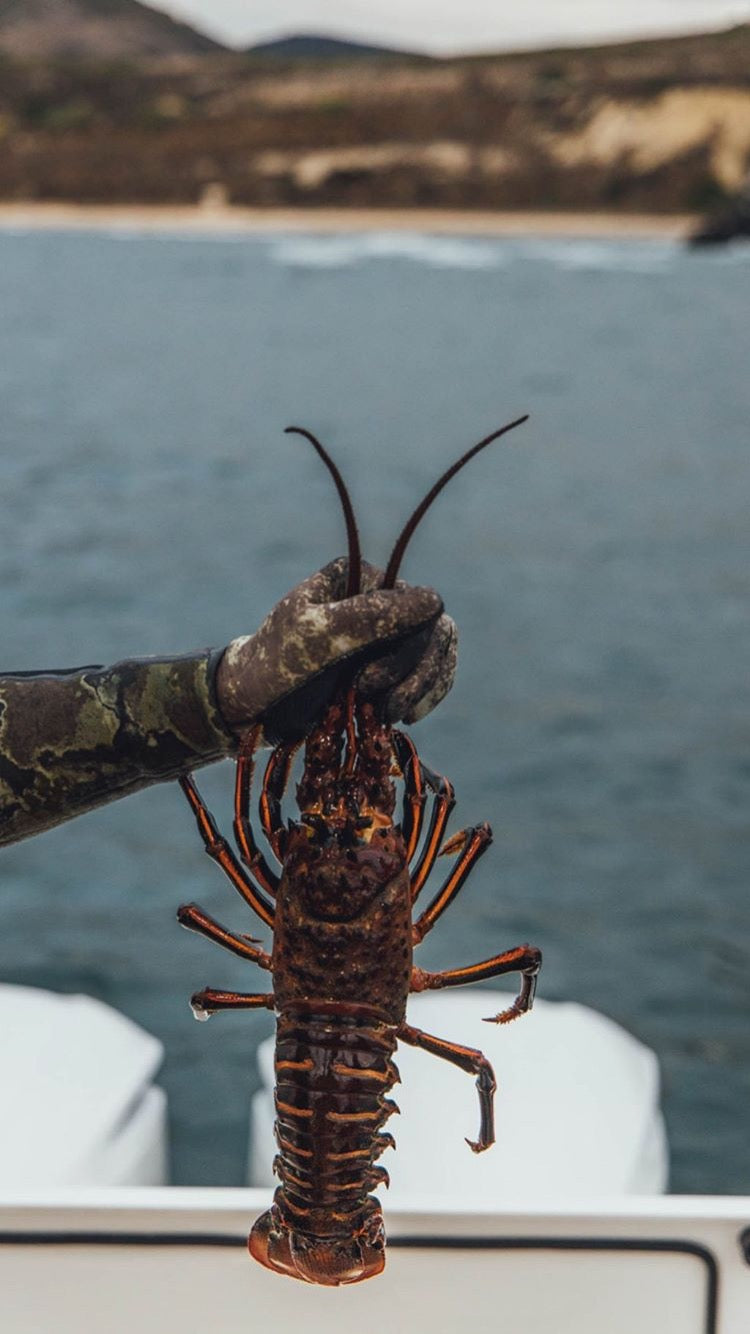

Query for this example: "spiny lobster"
[177,418,542,1285]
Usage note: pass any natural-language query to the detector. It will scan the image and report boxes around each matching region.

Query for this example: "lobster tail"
[249,1005,399,1285]
[250,1196,386,1285]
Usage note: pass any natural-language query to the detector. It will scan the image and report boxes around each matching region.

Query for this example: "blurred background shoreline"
[0,204,697,238]
[1,10,748,239]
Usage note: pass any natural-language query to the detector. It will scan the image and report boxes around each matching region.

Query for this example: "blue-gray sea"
[0,226,748,1194]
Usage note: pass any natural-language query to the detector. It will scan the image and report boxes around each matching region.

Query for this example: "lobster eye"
[300,814,330,842]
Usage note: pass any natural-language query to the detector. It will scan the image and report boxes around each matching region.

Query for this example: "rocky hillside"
[0,19,748,212]
[0,0,223,61]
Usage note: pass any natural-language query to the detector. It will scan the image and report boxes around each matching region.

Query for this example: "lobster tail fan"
[382,414,530,588]
[284,426,362,597]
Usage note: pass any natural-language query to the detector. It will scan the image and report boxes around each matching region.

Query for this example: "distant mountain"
[246,32,425,62]
[0,0,225,61]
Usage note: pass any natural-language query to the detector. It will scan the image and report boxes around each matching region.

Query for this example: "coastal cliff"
[0,11,748,213]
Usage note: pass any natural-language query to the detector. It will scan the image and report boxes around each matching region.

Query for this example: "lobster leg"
[411,944,542,1024]
[179,774,275,928]
[409,763,456,903]
[412,822,493,944]
[234,728,280,896]
[393,731,426,864]
[259,744,299,863]
[397,1021,496,1153]
[191,988,275,1019]
[177,902,272,969]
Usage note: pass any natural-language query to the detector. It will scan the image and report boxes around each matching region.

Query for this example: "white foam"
[269,231,503,270]
[266,232,699,275]
[3,221,747,271]
[516,238,679,273]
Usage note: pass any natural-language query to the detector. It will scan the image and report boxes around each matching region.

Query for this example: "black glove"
[215,558,457,743]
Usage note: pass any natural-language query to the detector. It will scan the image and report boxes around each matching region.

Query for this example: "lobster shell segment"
[249,1003,400,1284]
[249,1193,386,1285]
[249,699,409,1285]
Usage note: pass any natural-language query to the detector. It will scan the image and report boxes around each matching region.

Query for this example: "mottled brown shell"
[250,695,412,1284]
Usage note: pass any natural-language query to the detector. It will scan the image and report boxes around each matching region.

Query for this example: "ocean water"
[0,226,748,1193]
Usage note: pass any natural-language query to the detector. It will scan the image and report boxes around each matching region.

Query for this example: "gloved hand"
[215,558,457,744]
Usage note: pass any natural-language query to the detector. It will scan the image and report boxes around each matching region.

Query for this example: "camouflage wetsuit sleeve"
[0,652,233,846]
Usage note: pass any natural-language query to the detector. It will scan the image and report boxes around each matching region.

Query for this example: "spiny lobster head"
[279,415,529,918]
[280,410,525,741]
[286,693,404,921]
[282,415,529,739]
[296,693,397,831]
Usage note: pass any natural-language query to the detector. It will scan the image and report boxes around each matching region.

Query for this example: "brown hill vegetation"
[0,21,748,212]
[0,0,222,61]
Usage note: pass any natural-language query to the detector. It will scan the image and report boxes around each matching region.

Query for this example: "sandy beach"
[0,202,697,239]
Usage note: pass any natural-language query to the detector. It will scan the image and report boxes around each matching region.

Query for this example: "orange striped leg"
[398,1021,497,1153]
[234,729,280,895]
[393,731,426,864]
[180,774,275,928]
[191,988,275,1020]
[411,944,542,1024]
[177,902,272,969]
[259,743,298,863]
[409,764,456,904]
[412,822,493,944]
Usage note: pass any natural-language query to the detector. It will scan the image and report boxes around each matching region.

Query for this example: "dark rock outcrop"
[689,185,750,245]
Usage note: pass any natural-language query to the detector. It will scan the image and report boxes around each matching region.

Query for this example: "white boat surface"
[0,1189,747,1333]
[0,984,746,1331]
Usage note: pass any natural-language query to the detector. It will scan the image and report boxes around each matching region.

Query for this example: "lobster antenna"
[284,426,362,597]
[383,414,529,588]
